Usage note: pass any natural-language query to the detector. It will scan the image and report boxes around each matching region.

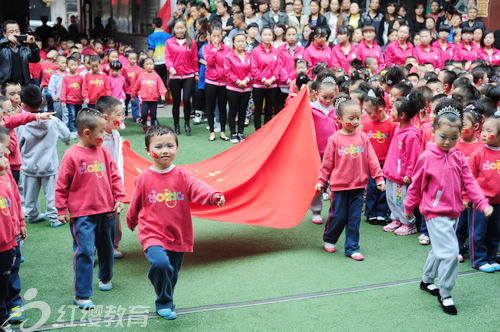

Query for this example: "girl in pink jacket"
[203,23,230,141]
[404,99,493,316]
[303,27,332,75]
[165,19,198,135]
[383,89,423,236]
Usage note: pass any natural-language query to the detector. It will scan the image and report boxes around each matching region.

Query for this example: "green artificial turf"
[16,117,500,331]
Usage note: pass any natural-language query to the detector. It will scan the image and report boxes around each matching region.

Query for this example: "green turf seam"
[23,270,480,331]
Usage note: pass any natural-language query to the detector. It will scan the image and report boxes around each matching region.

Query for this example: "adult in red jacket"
[165,19,198,135]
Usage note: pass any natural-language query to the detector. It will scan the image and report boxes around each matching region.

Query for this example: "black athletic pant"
[227,90,250,135]
[141,101,158,125]
[170,78,195,126]
[252,87,277,130]
[205,84,227,132]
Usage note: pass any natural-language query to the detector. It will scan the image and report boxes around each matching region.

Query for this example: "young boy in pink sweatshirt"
[316,99,385,261]
[404,99,493,316]
[127,125,225,320]
[55,109,125,309]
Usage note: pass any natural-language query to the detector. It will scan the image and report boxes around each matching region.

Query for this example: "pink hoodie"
[164,38,199,79]
[203,43,230,86]
[277,43,304,87]
[303,42,332,72]
[331,44,357,73]
[132,71,167,101]
[355,40,385,72]
[477,48,500,66]
[311,101,339,157]
[224,50,252,93]
[108,74,126,101]
[432,40,455,69]
[412,45,440,68]
[384,40,413,67]
[404,144,489,220]
[383,125,421,184]
[453,42,479,62]
[251,44,280,89]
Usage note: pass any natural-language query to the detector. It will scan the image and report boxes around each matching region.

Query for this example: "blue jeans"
[145,246,184,312]
[0,248,16,322]
[70,212,115,298]
[324,189,365,255]
[43,89,54,112]
[125,94,140,120]
[66,104,81,132]
[6,239,22,309]
[470,204,500,268]
[457,207,473,255]
[365,175,388,219]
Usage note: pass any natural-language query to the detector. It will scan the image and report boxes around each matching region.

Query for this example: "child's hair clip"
[335,97,347,109]
[438,105,461,118]
[367,89,376,98]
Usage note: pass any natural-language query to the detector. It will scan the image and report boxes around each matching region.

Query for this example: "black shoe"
[438,296,457,315]
[230,134,239,143]
[420,281,440,296]
[174,125,180,135]
[237,133,246,141]
[185,123,191,135]
[366,217,378,225]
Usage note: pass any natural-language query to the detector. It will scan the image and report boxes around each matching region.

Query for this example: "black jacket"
[0,38,40,85]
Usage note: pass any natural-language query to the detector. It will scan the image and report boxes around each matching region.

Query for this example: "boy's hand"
[58,214,70,224]
[169,68,176,75]
[403,176,412,184]
[84,99,90,104]
[405,213,413,220]
[114,202,125,214]
[20,226,27,240]
[377,183,386,192]
[315,183,324,192]
[463,201,471,208]
[52,95,58,101]
[216,195,225,207]
[37,112,56,121]
[484,205,494,217]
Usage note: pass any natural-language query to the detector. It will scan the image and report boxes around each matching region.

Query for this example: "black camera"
[16,35,28,44]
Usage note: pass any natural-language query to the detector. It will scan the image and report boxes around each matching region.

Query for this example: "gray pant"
[24,174,57,221]
[310,192,323,215]
[422,217,459,298]
[386,180,415,225]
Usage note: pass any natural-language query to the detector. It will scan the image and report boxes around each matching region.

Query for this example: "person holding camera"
[0,20,40,86]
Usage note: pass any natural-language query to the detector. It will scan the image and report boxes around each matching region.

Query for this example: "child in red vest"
[127,125,225,320]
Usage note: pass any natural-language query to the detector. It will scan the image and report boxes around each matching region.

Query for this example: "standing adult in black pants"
[165,19,198,135]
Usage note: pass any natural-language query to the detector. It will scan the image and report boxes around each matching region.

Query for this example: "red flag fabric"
[122,88,321,228]
[157,0,172,33]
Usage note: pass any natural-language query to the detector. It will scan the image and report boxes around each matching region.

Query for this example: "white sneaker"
[312,214,323,224]
[98,280,113,291]
[324,242,336,253]
[322,192,330,201]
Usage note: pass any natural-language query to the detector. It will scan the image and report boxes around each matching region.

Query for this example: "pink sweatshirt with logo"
[404,144,489,220]
[318,131,384,191]
[108,74,126,101]
[468,144,500,204]
[412,45,440,68]
[164,38,199,79]
[60,74,83,104]
[355,40,385,72]
[251,44,280,89]
[224,50,252,93]
[331,44,357,73]
[384,41,413,67]
[132,72,167,102]
[383,124,421,184]
[203,43,230,86]
[126,166,222,252]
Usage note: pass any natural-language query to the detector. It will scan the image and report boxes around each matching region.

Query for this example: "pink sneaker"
[324,242,336,253]
[383,220,401,232]
[394,224,418,236]
[312,214,323,224]
[458,254,464,263]
[349,252,364,261]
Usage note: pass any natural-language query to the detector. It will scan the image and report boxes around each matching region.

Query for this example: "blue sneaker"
[8,305,24,324]
[50,220,64,228]
[157,308,177,320]
[490,263,500,271]
[478,263,495,273]
[73,297,95,310]
[28,214,46,224]
[99,280,113,291]
[20,256,24,263]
